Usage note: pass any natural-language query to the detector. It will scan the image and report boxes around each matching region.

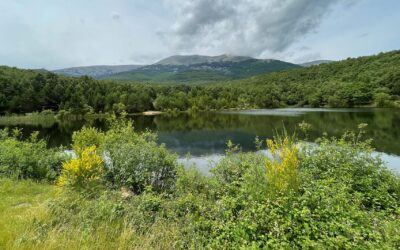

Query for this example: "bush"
[103,123,178,194]
[72,127,104,154]
[0,129,68,180]
[57,146,104,191]
[69,120,178,194]
[301,135,400,211]
[265,136,299,194]
[374,92,394,107]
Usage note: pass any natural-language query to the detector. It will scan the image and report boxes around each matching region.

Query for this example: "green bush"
[374,92,394,107]
[181,136,400,248]
[105,140,177,193]
[102,122,177,194]
[0,129,69,180]
[72,127,104,154]
[69,120,178,194]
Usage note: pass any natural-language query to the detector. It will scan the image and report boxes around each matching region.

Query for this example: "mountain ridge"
[155,54,254,66]
[53,65,143,78]
[52,54,335,83]
[300,60,334,67]
[102,58,301,84]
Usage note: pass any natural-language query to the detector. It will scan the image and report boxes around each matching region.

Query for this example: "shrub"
[0,129,68,180]
[374,92,393,107]
[301,135,400,211]
[72,127,104,154]
[265,136,299,194]
[58,146,104,191]
[105,141,177,194]
[70,120,178,194]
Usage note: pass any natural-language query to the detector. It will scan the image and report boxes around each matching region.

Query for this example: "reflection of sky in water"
[180,150,400,173]
[372,152,400,172]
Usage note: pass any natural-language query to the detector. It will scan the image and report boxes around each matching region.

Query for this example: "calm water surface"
[1,108,399,172]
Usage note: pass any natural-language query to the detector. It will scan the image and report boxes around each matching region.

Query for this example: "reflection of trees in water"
[1,109,399,155]
[0,118,109,148]
[148,110,400,155]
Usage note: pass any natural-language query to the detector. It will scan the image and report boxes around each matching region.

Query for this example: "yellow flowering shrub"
[58,146,104,190]
[265,136,299,194]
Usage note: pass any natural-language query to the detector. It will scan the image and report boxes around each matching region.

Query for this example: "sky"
[0,0,399,69]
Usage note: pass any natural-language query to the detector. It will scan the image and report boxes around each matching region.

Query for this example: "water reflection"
[178,150,400,173]
[0,108,399,170]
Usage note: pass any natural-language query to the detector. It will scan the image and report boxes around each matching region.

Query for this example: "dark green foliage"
[0,50,399,115]
[101,59,300,84]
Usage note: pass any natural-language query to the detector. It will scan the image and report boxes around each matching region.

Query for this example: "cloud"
[111,11,121,21]
[162,0,358,57]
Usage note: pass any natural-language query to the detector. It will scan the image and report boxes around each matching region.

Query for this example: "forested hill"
[227,50,400,107]
[0,50,399,115]
[53,55,301,83]
[53,65,143,78]
[100,58,301,84]
[300,60,334,67]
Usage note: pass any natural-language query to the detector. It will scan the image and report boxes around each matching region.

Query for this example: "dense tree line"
[0,50,399,115]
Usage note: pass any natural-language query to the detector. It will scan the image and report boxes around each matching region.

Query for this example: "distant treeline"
[1,50,399,115]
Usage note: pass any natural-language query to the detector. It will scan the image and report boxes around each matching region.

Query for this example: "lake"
[1,108,399,172]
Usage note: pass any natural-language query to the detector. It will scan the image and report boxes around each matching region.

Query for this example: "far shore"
[142,111,163,116]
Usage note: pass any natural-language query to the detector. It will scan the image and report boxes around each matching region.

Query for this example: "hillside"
[300,60,334,67]
[155,54,253,65]
[53,65,142,78]
[52,55,302,84]
[226,50,400,107]
[101,57,301,84]
[0,50,399,115]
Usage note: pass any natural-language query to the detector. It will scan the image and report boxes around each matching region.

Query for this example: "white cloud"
[1,0,399,68]
[162,0,358,57]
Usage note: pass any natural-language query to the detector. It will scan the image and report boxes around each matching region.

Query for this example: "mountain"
[300,60,334,67]
[101,55,301,84]
[155,54,253,65]
[53,65,142,78]
[52,55,302,84]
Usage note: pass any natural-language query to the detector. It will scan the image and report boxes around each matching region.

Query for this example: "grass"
[0,179,183,249]
[0,179,55,249]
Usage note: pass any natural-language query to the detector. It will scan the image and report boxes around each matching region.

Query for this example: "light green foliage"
[1,125,400,249]
[374,92,393,107]
[72,127,104,154]
[0,129,69,180]
[70,120,178,194]
[0,179,55,249]
[105,141,177,193]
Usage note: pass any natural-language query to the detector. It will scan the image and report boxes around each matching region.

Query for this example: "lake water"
[1,108,399,172]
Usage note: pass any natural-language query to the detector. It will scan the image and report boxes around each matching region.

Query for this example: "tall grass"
[0,179,55,249]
